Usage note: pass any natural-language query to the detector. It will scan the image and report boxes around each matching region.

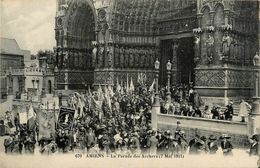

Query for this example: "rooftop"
[0,37,24,56]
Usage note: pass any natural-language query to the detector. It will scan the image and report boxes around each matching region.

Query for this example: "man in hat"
[177,131,188,154]
[220,134,233,156]
[147,130,158,155]
[156,129,166,154]
[207,135,218,154]
[249,134,259,156]
[189,130,201,154]
[24,132,36,154]
[4,134,14,153]
[211,106,220,120]
[224,103,233,121]
[86,127,96,152]
[129,132,140,154]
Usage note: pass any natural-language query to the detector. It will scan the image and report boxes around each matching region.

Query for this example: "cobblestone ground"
[0,136,258,168]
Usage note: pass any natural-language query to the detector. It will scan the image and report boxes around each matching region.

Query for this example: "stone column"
[171,40,178,85]
[248,55,260,136]
[152,59,160,131]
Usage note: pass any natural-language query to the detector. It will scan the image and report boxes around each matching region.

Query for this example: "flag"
[130,77,135,93]
[98,85,104,101]
[116,77,121,93]
[88,85,92,97]
[126,73,129,94]
[137,72,140,84]
[38,110,55,139]
[19,112,27,125]
[120,78,124,95]
[108,85,114,97]
[27,104,36,130]
[149,79,155,92]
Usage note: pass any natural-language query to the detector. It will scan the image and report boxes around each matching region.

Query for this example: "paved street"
[0,136,258,168]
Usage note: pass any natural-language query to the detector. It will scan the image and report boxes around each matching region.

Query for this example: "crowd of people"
[1,83,258,159]
[161,85,252,122]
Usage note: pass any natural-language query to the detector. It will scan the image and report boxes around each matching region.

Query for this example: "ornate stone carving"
[63,50,69,69]
[119,46,124,68]
[222,31,232,57]
[129,47,134,68]
[171,41,179,66]
[205,34,214,64]
[107,43,113,68]
[98,46,104,68]
[114,44,119,68]
[195,70,225,87]
[91,41,98,67]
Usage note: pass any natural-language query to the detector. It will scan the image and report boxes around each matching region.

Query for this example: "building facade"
[0,38,25,98]
[55,0,259,104]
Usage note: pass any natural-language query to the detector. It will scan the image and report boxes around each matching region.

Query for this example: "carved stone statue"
[194,35,200,58]
[124,47,129,67]
[171,42,179,65]
[222,32,232,57]
[140,47,145,67]
[92,43,97,66]
[150,48,155,68]
[144,49,150,68]
[63,51,69,69]
[98,47,104,68]
[129,47,134,68]
[74,52,79,69]
[58,49,63,68]
[78,52,83,69]
[134,48,139,68]
[107,46,113,68]
[114,45,119,68]
[205,34,214,59]
[119,47,124,68]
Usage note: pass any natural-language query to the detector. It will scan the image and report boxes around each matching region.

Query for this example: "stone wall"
[157,114,250,148]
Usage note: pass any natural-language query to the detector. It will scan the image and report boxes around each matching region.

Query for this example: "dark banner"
[57,107,75,130]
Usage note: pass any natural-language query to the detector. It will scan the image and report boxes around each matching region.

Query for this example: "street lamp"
[166,60,172,102]
[251,52,260,115]
[152,58,160,131]
[154,58,160,99]
[54,66,58,96]
[248,52,260,135]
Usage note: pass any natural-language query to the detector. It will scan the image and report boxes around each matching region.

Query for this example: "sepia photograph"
[0,0,260,167]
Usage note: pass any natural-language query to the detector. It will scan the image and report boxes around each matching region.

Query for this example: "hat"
[177,121,181,124]
[197,139,205,145]
[166,130,171,135]
[201,136,207,142]
[220,134,231,139]
[209,135,217,141]
[131,132,139,137]
[169,136,178,141]
[250,134,259,142]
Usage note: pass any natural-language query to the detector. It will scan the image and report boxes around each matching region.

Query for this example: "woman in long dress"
[239,99,251,122]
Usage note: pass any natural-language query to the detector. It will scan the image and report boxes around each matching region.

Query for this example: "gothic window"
[201,6,210,28]
[214,4,224,27]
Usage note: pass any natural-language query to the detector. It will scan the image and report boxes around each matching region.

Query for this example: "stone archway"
[55,0,98,90]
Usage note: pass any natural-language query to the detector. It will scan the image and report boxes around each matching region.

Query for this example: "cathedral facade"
[55,0,259,104]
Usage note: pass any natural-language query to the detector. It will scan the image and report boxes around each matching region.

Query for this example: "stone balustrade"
[157,114,250,148]
[6,67,45,76]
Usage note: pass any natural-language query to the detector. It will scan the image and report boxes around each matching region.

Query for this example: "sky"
[1,0,56,54]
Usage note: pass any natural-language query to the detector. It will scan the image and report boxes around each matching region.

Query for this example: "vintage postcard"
[0,0,259,168]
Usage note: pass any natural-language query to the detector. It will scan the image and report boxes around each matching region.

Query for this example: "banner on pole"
[38,110,55,139]
[57,107,75,130]
[19,112,27,125]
